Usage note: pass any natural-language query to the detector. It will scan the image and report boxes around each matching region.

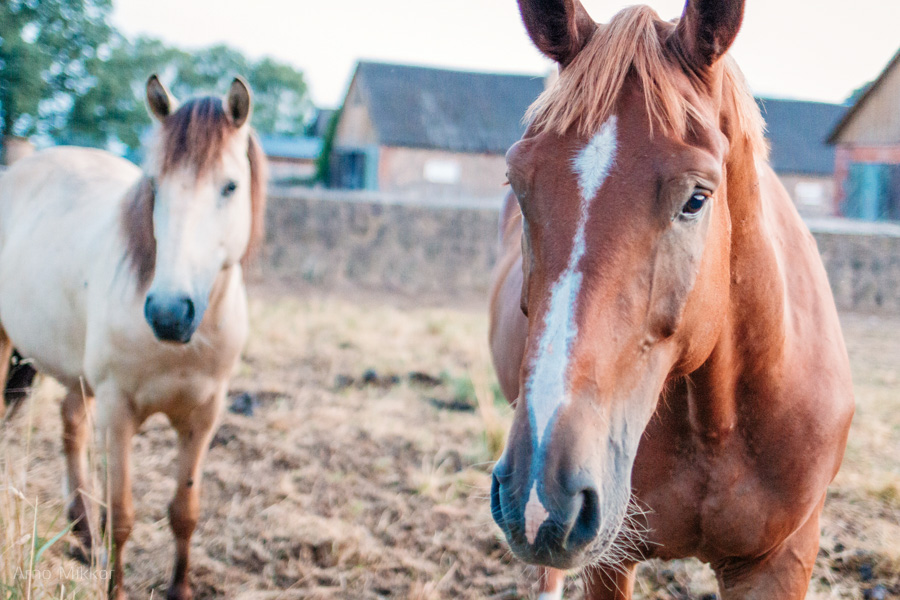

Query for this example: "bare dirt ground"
[1,287,898,599]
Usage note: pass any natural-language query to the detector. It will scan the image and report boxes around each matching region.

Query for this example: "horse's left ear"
[673,0,745,71]
[517,0,597,68]
[226,77,252,128]
[146,74,176,121]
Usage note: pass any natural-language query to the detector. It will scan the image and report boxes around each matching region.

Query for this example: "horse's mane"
[525,5,767,158]
[122,96,268,289]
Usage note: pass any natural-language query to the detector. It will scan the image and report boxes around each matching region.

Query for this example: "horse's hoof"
[66,543,92,566]
[66,500,97,564]
[109,587,127,600]
[166,584,193,600]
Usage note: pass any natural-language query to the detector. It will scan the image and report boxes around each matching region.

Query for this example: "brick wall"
[377,147,508,202]
[264,189,900,314]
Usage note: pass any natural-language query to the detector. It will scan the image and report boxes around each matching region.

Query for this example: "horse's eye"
[222,181,238,197]
[681,192,709,217]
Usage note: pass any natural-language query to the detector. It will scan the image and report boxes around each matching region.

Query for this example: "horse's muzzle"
[490,459,602,569]
[144,293,197,343]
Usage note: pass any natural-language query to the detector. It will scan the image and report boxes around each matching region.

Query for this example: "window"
[795,182,825,206]
[423,159,461,185]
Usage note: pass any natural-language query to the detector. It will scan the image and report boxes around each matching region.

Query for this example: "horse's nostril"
[565,486,601,551]
[144,294,156,321]
[181,297,195,323]
[490,470,505,528]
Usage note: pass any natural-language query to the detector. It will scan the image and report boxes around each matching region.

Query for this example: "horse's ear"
[146,74,175,121]
[226,77,252,128]
[517,0,597,68]
[673,0,745,71]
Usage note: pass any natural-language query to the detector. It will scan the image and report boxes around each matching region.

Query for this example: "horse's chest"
[633,427,817,561]
[88,308,246,418]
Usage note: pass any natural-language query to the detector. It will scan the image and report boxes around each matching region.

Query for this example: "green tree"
[63,39,313,152]
[316,108,341,185]
[845,82,872,107]
[60,36,184,148]
[249,56,312,136]
[0,0,113,139]
[168,44,249,100]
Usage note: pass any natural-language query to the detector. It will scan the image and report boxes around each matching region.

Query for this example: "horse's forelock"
[525,5,766,158]
[159,97,232,176]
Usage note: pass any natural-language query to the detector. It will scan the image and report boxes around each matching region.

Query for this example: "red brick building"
[330,62,545,202]
[829,48,900,221]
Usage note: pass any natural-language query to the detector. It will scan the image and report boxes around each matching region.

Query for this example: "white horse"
[0,75,267,600]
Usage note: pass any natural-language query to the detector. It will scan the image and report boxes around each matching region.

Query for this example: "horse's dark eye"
[222,181,237,197]
[681,192,709,217]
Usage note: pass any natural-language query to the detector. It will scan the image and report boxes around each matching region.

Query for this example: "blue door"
[844,163,893,221]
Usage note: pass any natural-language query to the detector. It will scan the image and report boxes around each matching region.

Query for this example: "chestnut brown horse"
[489,1,854,598]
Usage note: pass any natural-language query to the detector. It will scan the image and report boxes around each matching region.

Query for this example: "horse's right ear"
[146,74,175,121]
[517,0,597,68]
[673,0,746,72]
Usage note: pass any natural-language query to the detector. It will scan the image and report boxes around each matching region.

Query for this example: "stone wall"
[805,218,900,313]
[265,190,900,313]
[264,189,502,296]
[264,190,900,314]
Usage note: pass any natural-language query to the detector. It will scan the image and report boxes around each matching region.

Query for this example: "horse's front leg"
[582,563,637,600]
[61,389,97,561]
[537,567,566,599]
[102,397,137,600]
[0,328,14,421]
[166,388,225,600]
[714,496,824,600]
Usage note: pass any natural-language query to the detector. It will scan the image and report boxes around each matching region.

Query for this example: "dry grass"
[0,379,109,599]
[0,288,897,599]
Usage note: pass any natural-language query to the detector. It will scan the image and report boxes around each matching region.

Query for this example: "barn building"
[329,61,545,201]
[757,98,846,218]
[259,135,322,185]
[329,61,849,215]
[829,48,900,222]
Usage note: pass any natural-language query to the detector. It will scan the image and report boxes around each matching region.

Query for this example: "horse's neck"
[689,142,789,439]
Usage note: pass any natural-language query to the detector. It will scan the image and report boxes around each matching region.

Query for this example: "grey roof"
[757,98,846,176]
[353,61,546,155]
[259,135,322,160]
[311,109,337,138]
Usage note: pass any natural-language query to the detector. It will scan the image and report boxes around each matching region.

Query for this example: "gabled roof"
[757,98,846,175]
[828,48,900,144]
[312,109,337,138]
[350,61,545,155]
[259,135,322,160]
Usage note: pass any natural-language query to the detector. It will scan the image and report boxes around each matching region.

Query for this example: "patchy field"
[1,289,898,599]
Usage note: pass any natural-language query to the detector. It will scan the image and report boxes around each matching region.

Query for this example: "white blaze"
[524,483,550,545]
[526,117,618,443]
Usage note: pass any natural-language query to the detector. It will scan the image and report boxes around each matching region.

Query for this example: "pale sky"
[113,0,900,108]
